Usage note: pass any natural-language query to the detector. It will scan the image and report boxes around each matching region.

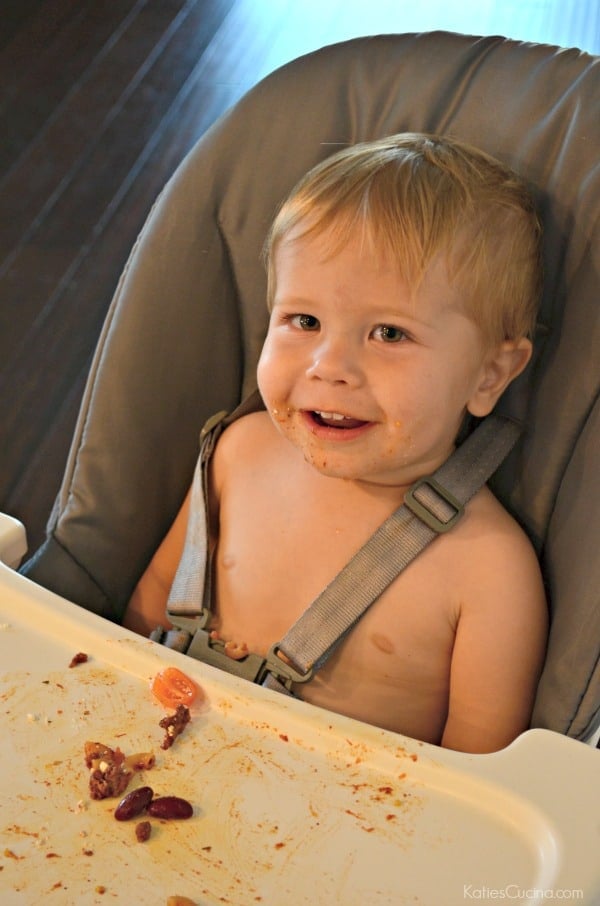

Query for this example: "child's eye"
[291,314,320,331]
[371,324,407,343]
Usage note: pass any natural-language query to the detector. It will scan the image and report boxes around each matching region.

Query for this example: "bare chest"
[210,466,455,673]
[207,440,465,740]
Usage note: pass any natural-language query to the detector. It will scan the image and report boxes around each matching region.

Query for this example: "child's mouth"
[310,410,369,430]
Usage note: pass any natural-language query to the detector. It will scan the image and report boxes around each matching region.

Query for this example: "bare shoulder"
[215,410,275,459]
[446,485,546,616]
[466,487,540,562]
[210,410,279,489]
[462,485,535,539]
[221,409,274,446]
[439,487,547,752]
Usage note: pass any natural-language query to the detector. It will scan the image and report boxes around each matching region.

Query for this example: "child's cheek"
[262,397,298,445]
[268,402,294,427]
[256,343,279,408]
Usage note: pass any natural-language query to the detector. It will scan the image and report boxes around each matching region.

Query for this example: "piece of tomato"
[151,667,200,709]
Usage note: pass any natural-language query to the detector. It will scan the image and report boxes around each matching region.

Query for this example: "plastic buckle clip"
[165,612,313,690]
[404,477,464,534]
[184,626,269,683]
[259,645,313,692]
[166,608,211,635]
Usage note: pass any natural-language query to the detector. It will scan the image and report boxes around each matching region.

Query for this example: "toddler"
[124,133,548,754]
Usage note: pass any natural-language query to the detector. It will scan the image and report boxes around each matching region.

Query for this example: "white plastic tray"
[1,561,598,905]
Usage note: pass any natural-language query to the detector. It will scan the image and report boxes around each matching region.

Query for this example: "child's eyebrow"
[271,294,318,308]
[370,305,437,330]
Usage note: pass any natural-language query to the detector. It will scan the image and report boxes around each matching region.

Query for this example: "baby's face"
[257,225,493,490]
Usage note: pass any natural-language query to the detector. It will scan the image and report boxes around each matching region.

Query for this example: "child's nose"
[306,335,362,385]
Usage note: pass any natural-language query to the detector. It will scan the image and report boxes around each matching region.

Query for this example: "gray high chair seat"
[20,31,599,742]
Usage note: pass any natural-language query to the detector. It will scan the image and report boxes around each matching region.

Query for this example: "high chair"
[18,29,599,742]
[1,31,599,903]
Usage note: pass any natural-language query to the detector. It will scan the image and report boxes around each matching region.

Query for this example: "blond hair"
[264,133,542,347]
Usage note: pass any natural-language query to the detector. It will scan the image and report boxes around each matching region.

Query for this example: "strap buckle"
[186,628,269,683]
[404,476,464,534]
[164,612,312,690]
[162,612,266,682]
[166,608,211,634]
[258,645,313,692]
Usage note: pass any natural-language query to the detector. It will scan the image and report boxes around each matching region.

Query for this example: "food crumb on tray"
[159,704,190,749]
[135,820,152,842]
[69,652,89,668]
[84,742,155,801]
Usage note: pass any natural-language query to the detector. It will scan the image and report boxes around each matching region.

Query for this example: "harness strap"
[160,408,521,695]
[263,413,521,694]
[164,391,264,628]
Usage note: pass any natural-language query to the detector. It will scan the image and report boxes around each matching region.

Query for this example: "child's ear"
[467,338,532,417]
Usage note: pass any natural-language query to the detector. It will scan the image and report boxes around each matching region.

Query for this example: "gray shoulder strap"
[163,410,521,695]
[263,414,521,693]
[166,390,264,623]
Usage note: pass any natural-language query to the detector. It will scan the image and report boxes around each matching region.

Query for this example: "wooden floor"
[1,0,598,554]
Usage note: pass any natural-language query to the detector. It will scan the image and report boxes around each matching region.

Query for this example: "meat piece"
[89,760,132,801]
[85,742,132,800]
[159,705,190,750]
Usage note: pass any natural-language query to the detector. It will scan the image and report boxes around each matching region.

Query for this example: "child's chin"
[302,451,364,481]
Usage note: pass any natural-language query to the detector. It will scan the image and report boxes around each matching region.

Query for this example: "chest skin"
[207,412,467,743]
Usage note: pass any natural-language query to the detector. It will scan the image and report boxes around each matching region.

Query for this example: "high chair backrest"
[21,32,599,741]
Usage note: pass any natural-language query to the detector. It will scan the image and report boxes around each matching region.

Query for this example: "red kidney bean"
[114,786,154,821]
[146,796,193,819]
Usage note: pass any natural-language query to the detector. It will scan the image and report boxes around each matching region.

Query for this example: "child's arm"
[441,529,548,754]
[122,490,191,637]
